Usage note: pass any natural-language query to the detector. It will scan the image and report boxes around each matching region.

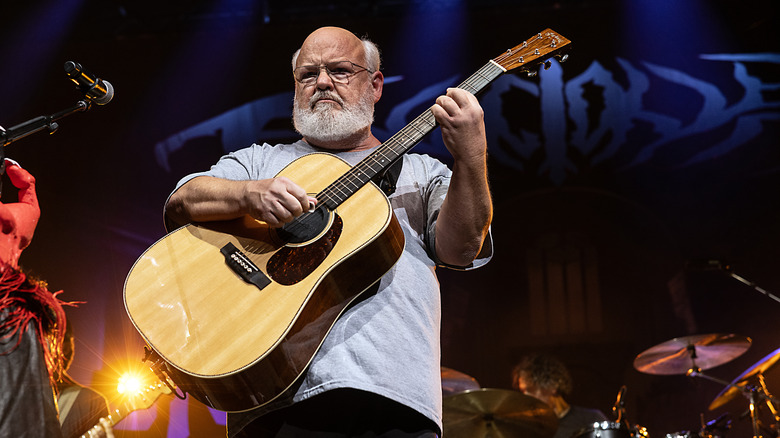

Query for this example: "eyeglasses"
[293,60,373,86]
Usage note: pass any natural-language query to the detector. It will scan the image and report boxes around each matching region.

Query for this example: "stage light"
[117,373,144,395]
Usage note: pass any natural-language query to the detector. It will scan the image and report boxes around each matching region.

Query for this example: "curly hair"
[511,353,573,397]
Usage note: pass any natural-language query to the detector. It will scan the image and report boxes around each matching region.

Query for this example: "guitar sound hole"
[276,206,331,244]
[267,214,343,286]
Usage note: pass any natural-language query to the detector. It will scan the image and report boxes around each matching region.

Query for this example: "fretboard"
[316,59,506,210]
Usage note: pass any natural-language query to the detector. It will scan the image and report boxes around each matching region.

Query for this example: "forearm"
[434,156,493,266]
[165,176,250,225]
[165,174,314,228]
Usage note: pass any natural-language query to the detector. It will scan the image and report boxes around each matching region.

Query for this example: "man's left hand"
[431,87,488,165]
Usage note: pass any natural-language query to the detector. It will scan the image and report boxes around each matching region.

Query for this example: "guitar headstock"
[492,29,571,76]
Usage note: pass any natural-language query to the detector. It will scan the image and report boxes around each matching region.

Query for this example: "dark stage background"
[2,0,779,436]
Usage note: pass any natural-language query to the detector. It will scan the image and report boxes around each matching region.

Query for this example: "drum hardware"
[700,412,732,438]
[440,366,481,396]
[633,334,751,376]
[710,347,780,411]
[575,421,649,438]
[665,432,697,438]
[633,334,751,438]
[574,386,647,438]
[705,347,780,438]
[442,388,558,438]
[613,385,629,427]
[664,413,732,438]
[687,366,777,438]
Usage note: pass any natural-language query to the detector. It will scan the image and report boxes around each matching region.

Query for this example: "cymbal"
[443,388,558,438]
[709,346,780,410]
[441,367,481,396]
[634,333,751,375]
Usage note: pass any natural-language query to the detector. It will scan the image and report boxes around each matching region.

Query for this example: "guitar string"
[281,36,559,236]
[316,60,503,208]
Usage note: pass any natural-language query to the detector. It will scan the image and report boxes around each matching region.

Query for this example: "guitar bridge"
[220,242,271,290]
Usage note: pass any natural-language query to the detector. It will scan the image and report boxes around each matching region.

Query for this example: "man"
[165,26,493,437]
[512,354,609,438]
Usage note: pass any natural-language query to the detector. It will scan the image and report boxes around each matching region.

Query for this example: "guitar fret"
[341,176,363,193]
[327,183,352,204]
[318,58,509,210]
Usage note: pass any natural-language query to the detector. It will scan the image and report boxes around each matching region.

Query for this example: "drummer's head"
[511,353,573,403]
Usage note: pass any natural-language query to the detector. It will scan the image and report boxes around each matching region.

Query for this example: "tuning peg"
[526,69,538,77]
[559,54,569,63]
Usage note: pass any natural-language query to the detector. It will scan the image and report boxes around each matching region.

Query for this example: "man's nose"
[315,67,334,89]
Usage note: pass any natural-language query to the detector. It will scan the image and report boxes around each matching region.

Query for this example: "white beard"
[293,88,374,144]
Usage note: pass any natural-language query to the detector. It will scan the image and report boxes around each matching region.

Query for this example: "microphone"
[685,259,730,271]
[64,61,114,105]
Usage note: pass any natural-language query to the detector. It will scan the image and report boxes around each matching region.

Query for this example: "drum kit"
[634,333,780,438]
[441,334,780,438]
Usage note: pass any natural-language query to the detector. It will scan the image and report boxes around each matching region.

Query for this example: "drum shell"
[575,422,650,438]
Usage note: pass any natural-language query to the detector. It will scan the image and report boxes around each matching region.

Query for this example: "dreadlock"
[0,264,76,390]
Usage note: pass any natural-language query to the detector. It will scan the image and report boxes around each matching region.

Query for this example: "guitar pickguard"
[266,214,343,285]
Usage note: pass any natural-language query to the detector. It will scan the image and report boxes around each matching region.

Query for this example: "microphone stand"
[0,99,93,147]
[724,266,780,305]
[0,99,93,197]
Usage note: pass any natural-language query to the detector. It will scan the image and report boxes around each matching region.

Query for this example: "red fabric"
[0,161,40,269]
[0,160,75,388]
[0,265,74,387]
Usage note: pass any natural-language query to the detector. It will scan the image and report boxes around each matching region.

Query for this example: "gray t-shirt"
[167,140,492,434]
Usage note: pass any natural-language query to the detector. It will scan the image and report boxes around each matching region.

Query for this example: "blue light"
[618,0,730,65]
[0,0,87,121]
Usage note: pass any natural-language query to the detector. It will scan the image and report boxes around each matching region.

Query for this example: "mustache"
[309,90,344,108]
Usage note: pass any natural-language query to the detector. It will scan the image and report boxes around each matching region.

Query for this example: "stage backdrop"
[1,0,779,436]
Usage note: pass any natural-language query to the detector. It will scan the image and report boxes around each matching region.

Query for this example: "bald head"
[292,27,380,72]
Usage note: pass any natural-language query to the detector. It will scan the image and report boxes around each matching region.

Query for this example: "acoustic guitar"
[124,29,571,412]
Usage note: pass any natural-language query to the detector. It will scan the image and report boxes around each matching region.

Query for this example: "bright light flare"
[117,373,145,395]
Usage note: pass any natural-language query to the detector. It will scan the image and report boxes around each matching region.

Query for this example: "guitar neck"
[372,60,506,159]
[78,381,171,438]
[311,28,571,211]
[316,60,505,210]
[386,59,507,156]
[105,404,132,427]
[78,405,130,438]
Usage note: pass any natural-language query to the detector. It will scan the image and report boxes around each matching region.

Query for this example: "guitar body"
[124,153,406,412]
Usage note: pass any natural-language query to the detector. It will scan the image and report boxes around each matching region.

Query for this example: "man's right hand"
[165,175,318,229]
[243,177,317,228]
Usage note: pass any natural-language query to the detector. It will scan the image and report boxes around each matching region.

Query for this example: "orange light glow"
[117,373,145,395]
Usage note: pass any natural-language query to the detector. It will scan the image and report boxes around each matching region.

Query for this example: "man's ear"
[372,71,384,103]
